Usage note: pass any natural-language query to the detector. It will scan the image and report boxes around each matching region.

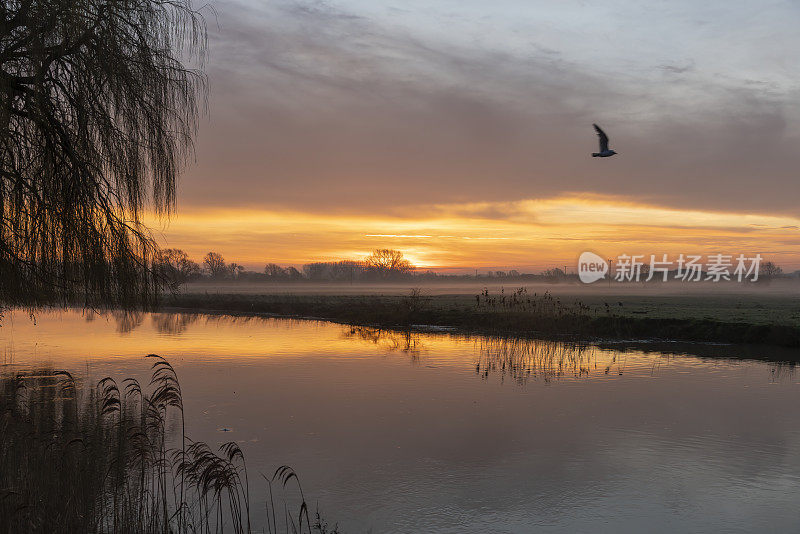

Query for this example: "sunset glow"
[151,194,800,272]
[135,0,800,275]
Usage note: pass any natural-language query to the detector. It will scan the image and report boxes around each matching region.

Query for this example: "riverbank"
[165,289,800,348]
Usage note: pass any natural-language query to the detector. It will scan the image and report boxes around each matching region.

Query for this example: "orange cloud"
[145,195,800,272]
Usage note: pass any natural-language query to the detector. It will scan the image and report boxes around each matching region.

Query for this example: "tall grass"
[0,356,336,534]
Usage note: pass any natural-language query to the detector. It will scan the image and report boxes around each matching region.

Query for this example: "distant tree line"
[153,248,790,287]
[154,249,418,285]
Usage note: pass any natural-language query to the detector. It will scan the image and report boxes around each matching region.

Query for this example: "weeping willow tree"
[0,0,207,308]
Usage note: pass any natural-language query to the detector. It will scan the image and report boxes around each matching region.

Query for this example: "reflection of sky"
[4,310,800,532]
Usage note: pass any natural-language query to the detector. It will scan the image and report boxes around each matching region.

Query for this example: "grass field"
[166,281,800,348]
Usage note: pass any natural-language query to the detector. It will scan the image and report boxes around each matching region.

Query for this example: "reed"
[0,357,334,534]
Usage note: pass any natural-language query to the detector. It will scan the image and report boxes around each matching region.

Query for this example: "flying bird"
[592,124,617,157]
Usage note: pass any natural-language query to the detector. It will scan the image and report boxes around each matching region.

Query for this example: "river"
[2,309,799,533]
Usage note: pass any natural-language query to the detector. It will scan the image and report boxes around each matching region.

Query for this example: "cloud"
[153,195,800,271]
[658,63,694,74]
[178,0,800,219]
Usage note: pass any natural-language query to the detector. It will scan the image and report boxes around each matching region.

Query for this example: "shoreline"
[164,292,800,350]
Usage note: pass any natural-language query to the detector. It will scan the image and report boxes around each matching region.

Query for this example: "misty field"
[166,281,800,348]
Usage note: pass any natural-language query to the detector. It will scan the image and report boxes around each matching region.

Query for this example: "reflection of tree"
[151,313,199,335]
[341,327,632,379]
[476,338,615,384]
[111,310,145,334]
[87,310,313,335]
[342,326,423,360]
[770,363,796,383]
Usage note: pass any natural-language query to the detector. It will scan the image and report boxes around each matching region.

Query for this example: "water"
[3,309,800,533]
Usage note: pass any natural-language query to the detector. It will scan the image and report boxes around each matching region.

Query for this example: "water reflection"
[476,338,601,383]
[107,310,314,337]
[151,312,200,334]
[336,325,800,384]
[111,309,145,333]
[342,326,424,360]
[338,327,663,383]
[5,309,800,533]
[770,363,797,383]
[86,309,800,376]
[2,309,796,383]
[0,360,310,534]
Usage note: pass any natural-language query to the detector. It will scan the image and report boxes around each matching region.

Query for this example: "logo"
[578,252,608,283]
[577,252,763,283]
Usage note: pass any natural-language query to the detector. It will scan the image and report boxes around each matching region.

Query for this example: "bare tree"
[303,260,366,281]
[285,266,302,280]
[366,249,413,279]
[264,263,286,279]
[302,262,329,280]
[203,252,227,279]
[329,260,363,281]
[762,261,783,279]
[0,0,207,308]
[155,248,200,287]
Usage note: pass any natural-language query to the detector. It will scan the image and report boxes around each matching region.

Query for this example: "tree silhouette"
[761,261,783,279]
[264,263,286,279]
[366,249,413,278]
[155,248,201,288]
[202,252,227,279]
[0,0,207,308]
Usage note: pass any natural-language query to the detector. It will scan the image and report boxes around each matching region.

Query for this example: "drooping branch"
[0,0,207,308]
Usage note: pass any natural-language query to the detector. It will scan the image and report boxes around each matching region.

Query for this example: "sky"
[155,0,800,272]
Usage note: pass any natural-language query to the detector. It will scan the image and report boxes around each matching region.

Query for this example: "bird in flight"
[592,124,617,157]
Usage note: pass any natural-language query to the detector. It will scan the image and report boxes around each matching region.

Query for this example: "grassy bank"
[165,289,800,348]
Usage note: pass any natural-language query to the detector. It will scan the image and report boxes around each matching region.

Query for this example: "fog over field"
[180,279,800,297]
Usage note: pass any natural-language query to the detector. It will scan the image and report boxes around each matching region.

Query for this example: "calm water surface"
[3,309,800,533]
